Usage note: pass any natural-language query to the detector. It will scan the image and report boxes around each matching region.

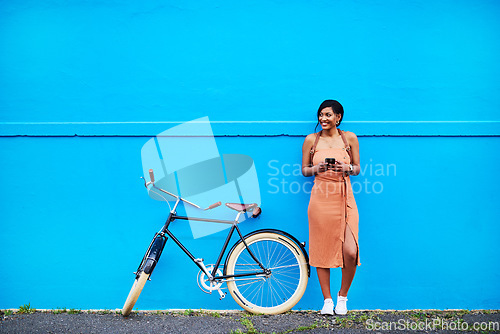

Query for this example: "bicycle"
[122,169,310,316]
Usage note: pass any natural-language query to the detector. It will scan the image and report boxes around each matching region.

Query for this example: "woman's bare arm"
[346,131,361,176]
[302,134,327,177]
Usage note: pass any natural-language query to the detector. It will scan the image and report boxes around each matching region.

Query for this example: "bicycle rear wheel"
[122,271,149,316]
[225,232,308,314]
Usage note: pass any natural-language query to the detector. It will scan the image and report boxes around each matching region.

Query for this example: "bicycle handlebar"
[144,169,256,214]
[145,169,221,210]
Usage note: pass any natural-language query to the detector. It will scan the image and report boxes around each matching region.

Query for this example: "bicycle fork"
[136,232,168,279]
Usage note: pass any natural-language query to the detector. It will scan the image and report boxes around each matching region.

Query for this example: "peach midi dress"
[307,130,360,268]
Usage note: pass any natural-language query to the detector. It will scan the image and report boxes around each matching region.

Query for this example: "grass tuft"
[239,315,258,334]
[52,307,67,314]
[18,303,36,314]
[183,309,194,316]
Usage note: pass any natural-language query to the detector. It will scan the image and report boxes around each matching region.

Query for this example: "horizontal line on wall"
[0,120,499,137]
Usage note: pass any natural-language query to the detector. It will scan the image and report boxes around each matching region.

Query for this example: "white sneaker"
[320,298,334,315]
[334,294,348,315]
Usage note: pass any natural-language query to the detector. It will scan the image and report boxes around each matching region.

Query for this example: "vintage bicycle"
[122,169,310,316]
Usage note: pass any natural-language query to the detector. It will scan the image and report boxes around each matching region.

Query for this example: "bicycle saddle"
[225,203,258,212]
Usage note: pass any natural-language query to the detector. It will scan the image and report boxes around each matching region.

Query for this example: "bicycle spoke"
[271,244,286,269]
[271,275,296,296]
[269,263,300,270]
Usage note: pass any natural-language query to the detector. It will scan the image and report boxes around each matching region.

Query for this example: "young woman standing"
[301,100,361,315]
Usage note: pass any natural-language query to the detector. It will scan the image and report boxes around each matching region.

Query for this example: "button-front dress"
[307,135,360,268]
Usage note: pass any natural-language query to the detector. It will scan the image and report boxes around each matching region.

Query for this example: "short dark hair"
[315,100,344,131]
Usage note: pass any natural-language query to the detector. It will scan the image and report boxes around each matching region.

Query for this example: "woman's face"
[318,107,341,130]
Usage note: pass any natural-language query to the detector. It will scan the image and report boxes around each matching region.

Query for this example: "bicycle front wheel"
[225,232,308,314]
[122,271,149,316]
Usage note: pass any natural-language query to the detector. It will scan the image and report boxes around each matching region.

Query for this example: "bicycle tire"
[122,271,150,316]
[226,232,308,314]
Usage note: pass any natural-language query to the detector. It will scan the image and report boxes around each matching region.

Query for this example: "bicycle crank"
[196,265,223,294]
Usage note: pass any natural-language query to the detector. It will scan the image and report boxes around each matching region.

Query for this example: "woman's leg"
[316,267,332,300]
[339,224,358,297]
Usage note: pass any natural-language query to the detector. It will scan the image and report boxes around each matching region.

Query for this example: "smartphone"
[325,158,336,165]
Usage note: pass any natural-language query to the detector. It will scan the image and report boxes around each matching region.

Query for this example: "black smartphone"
[325,158,336,166]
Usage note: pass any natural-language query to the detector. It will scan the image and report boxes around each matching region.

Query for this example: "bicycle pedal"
[217,289,226,300]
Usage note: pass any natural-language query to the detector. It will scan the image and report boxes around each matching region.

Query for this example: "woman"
[301,100,361,315]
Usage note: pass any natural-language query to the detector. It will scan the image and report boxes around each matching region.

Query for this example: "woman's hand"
[315,162,328,174]
[329,161,350,173]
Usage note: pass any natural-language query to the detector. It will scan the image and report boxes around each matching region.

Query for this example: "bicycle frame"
[141,191,268,283]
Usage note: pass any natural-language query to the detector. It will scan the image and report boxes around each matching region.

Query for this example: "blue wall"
[1,0,499,310]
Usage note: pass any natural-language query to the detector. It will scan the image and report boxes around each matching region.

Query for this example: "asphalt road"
[1,310,499,334]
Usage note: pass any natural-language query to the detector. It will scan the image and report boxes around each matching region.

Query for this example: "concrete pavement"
[1,309,499,333]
